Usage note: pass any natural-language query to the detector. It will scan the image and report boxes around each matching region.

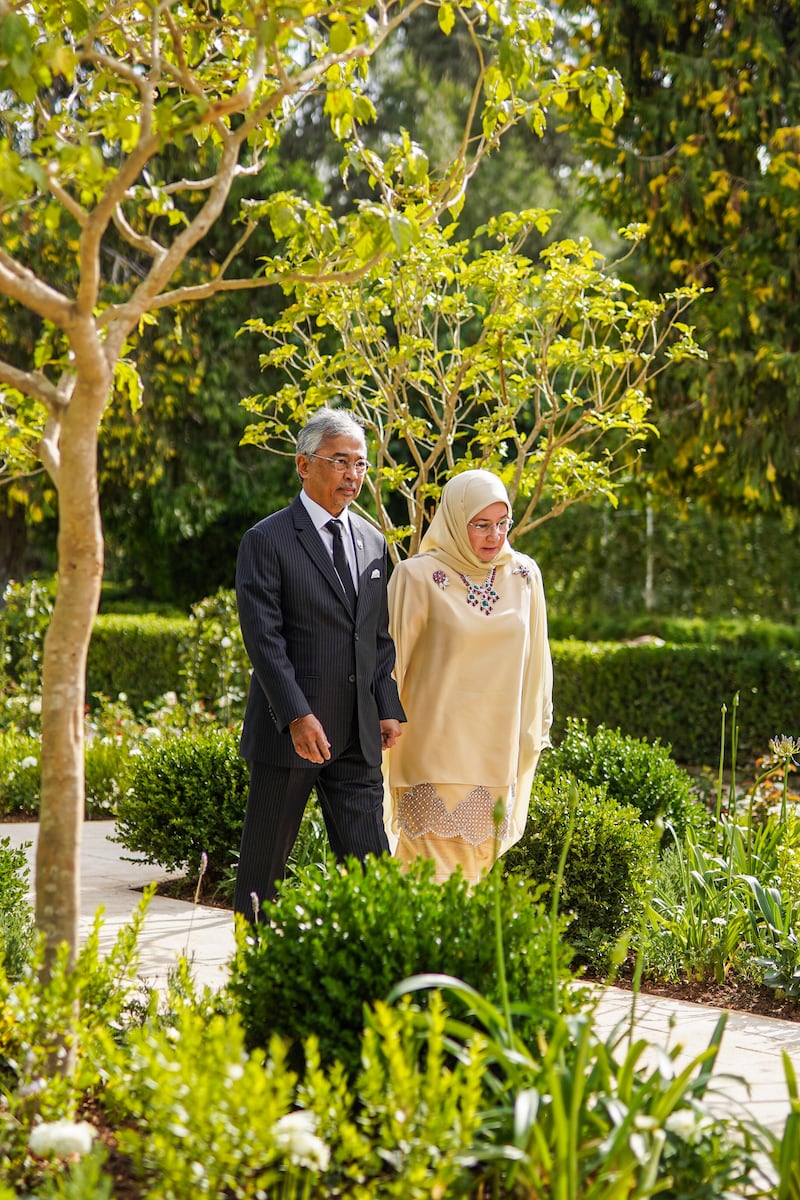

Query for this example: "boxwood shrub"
[538,716,694,834]
[504,776,660,967]
[229,855,574,1075]
[113,728,248,885]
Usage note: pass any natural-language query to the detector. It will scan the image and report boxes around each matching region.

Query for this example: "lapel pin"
[370,568,381,579]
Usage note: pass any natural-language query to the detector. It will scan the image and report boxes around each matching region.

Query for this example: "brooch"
[512,563,530,580]
[432,569,449,589]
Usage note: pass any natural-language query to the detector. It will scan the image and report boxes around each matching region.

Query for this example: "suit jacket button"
[348,674,356,683]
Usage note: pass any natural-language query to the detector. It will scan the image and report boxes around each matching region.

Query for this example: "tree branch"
[0,253,71,326]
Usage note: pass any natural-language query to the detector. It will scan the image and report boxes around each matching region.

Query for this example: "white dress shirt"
[299,490,359,594]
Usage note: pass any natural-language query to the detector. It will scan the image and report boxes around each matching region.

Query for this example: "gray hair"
[296,407,366,458]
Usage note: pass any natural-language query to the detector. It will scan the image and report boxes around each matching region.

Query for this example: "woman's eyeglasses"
[310,454,370,476]
[468,518,513,535]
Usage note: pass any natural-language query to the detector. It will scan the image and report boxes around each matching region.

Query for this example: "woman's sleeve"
[387,560,429,696]
[501,557,553,854]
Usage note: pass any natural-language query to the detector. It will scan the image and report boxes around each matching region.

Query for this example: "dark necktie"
[327,519,357,613]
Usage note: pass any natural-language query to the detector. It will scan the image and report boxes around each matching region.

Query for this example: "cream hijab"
[419,470,514,574]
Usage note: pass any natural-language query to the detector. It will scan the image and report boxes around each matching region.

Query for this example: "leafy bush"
[0,729,133,821]
[87,614,186,712]
[504,776,660,966]
[540,716,694,833]
[181,588,249,726]
[101,988,491,1200]
[113,728,248,885]
[0,730,40,817]
[229,855,574,1075]
[84,739,134,820]
[0,578,53,705]
[0,836,34,977]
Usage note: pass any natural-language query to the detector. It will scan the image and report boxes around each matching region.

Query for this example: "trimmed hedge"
[551,640,800,765]
[548,613,800,650]
[538,716,694,834]
[88,614,187,709]
[77,619,800,765]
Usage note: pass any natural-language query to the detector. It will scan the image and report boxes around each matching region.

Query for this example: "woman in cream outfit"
[384,469,553,883]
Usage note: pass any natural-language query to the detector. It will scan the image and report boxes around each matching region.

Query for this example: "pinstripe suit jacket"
[236,494,405,769]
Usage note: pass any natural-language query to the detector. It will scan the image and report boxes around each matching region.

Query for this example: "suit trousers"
[233,736,389,921]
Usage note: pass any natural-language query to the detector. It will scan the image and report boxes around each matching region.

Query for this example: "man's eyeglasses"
[468,518,513,535]
[310,454,370,476]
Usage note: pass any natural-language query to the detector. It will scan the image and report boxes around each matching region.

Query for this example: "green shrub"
[105,991,487,1200]
[229,855,573,1075]
[0,730,134,821]
[504,777,660,966]
[0,578,53,700]
[0,731,40,817]
[87,614,187,711]
[84,739,134,820]
[113,728,248,884]
[0,836,34,977]
[539,716,694,833]
[550,640,800,764]
[181,588,249,726]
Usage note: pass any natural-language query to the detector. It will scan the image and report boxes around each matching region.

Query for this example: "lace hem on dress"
[395,783,511,846]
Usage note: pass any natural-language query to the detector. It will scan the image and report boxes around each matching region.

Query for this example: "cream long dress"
[385,546,553,884]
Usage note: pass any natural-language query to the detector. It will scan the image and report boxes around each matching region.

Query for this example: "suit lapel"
[292,496,355,616]
[351,514,381,621]
[351,515,367,612]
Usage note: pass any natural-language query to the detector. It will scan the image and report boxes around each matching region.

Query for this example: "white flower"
[769,734,800,763]
[117,692,128,703]
[142,726,161,741]
[665,1108,704,1144]
[20,756,38,770]
[28,697,42,715]
[28,1119,96,1158]
[273,1110,330,1172]
[220,636,232,649]
[163,691,178,707]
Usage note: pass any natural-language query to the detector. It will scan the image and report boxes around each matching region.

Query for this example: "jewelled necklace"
[457,566,499,615]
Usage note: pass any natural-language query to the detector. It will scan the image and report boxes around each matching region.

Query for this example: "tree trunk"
[35,380,106,975]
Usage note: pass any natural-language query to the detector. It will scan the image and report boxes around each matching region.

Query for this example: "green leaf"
[438,3,455,36]
[329,20,354,54]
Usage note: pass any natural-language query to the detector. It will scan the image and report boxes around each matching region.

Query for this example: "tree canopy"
[242,213,705,555]
[556,0,800,510]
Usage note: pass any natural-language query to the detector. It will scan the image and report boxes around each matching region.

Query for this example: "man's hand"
[380,719,402,750]
[290,714,331,763]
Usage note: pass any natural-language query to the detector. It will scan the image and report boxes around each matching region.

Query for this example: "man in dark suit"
[234,407,405,919]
